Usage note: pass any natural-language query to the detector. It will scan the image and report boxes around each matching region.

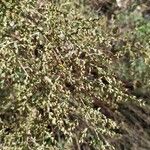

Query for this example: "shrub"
[0,0,149,150]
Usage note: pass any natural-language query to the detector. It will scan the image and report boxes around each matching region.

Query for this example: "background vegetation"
[0,0,150,149]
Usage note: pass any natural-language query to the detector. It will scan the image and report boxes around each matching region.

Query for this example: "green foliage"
[0,0,149,150]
